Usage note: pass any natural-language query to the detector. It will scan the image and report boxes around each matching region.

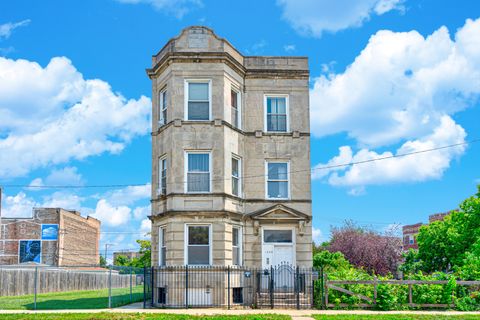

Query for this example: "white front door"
[272,245,294,266]
[262,228,295,269]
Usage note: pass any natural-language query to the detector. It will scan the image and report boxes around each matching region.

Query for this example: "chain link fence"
[0,265,146,310]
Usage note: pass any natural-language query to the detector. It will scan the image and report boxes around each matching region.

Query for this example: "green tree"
[313,250,351,272]
[416,185,480,274]
[399,249,423,275]
[99,255,107,267]
[113,254,131,266]
[130,239,151,268]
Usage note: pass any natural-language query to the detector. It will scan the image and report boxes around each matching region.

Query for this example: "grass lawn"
[312,315,480,320]
[0,314,289,320]
[0,285,144,310]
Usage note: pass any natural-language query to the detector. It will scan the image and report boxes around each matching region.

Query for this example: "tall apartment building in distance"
[148,26,312,268]
[0,208,100,266]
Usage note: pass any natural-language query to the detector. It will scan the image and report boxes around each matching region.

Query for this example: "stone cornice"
[146,52,309,80]
[151,192,312,204]
[151,119,310,137]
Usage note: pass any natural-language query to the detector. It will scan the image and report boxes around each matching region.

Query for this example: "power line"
[1,138,477,190]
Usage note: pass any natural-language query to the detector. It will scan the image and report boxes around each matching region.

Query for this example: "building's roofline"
[151,26,308,64]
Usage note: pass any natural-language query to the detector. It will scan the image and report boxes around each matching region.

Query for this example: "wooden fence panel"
[0,268,135,297]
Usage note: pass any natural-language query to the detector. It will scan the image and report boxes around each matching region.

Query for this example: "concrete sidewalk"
[1,306,480,317]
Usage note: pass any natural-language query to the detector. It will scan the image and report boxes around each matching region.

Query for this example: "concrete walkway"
[1,307,480,316]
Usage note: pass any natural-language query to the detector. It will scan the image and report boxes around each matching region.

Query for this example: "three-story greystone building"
[147,26,312,270]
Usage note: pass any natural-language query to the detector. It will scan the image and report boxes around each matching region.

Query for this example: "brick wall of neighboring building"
[402,223,423,250]
[58,209,100,266]
[113,251,141,263]
[0,208,100,266]
[402,211,453,251]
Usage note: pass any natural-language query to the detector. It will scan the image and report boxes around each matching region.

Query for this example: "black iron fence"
[149,265,317,309]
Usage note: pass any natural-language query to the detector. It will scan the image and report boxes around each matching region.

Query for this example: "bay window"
[186,152,211,193]
[185,224,211,265]
[186,80,210,121]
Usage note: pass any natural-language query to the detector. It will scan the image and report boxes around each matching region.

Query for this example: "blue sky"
[1,0,479,256]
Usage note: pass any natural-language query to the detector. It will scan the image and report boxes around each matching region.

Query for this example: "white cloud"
[315,116,466,186]
[139,219,151,236]
[133,205,150,220]
[0,192,35,218]
[99,184,150,207]
[311,18,480,190]
[277,0,403,37]
[312,227,322,244]
[0,56,151,179]
[92,199,131,227]
[0,19,30,40]
[41,191,84,210]
[44,167,84,186]
[283,44,296,52]
[115,0,202,18]
[348,186,366,196]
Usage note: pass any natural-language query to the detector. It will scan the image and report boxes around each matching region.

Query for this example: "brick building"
[113,250,141,263]
[402,211,454,251]
[0,208,100,266]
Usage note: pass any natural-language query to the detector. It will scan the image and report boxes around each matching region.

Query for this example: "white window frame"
[264,94,289,133]
[184,151,212,194]
[230,85,241,129]
[232,226,242,266]
[184,223,213,266]
[159,226,167,266]
[409,235,415,245]
[158,156,167,196]
[231,155,241,197]
[159,88,167,125]
[265,160,290,200]
[262,226,296,245]
[184,79,212,121]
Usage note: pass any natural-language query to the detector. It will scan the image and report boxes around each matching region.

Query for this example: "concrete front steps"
[256,292,312,309]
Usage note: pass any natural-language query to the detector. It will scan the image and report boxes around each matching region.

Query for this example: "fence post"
[150,266,154,307]
[373,276,378,307]
[108,267,112,308]
[185,265,189,309]
[33,266,38,311]
[324,273,328,308]
[296,266,300,310]
[319,267,324,309]
[143,266,147,309]
[408,284,413,305]
[270,265,274,309]
[130,266,133,303]
[227,266,231,309]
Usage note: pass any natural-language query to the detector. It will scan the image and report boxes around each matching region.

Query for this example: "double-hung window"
[231,88,240,128]
[231,156,241,197]
[158,157,167,195]
[266,161,289,199]
[159,226,166,266]
[265,96,288,132]
[186,152,211,193]
[186,80,210,121]
[232,227,241,266]
[159,89,167,125]
[186,225,211,265]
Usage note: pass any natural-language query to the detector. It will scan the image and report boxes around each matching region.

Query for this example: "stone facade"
[148,26,312,269]
[0,208,100,266]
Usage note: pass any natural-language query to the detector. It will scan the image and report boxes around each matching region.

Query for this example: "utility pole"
[104,243,114,265]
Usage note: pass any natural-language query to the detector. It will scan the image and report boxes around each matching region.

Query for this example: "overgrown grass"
[312,315,480,320]
[0,286,144,310]
[0,314,289,320]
